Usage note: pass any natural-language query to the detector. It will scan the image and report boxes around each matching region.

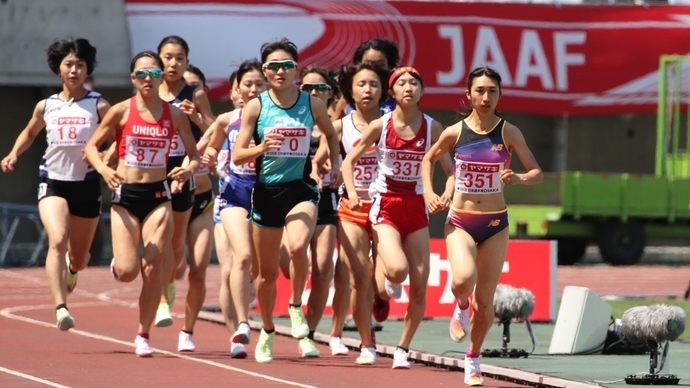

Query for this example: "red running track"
[0,268,527,388]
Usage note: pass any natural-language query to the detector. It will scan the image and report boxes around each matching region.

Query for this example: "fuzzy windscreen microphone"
[621,304,687,344]
[494,284,535,321]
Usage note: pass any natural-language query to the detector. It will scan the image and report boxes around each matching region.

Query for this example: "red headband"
[388,66,422,88]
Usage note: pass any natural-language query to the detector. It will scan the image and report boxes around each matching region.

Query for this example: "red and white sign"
[125,0,690,116]
[269,239,557,322]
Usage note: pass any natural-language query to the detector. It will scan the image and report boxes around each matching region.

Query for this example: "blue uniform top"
[253,91,315,184]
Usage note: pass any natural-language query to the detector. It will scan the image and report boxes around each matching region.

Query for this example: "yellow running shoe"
[254,329,275,363]
[65,253,78,294]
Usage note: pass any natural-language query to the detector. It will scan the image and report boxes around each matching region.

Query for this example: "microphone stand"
[481,317,529,359]
[624,341,680,385]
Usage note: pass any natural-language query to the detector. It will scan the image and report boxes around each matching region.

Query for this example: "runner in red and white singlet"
[84,51,200,358]
[341,66,453,368]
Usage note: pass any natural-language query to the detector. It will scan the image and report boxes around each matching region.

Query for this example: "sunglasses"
[263,60,297,72]
[133,68,163,80]
[301,83,332,93]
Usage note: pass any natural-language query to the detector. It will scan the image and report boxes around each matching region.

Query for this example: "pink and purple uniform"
[447,119,511,243]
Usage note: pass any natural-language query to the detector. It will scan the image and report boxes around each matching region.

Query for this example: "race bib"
[264,127,309,158]
[124,135,169,168]
[383,150,423,181]
[48,117,91,146]
[169,134,186,157]
[455,161,502,194]
[354,156,377,187]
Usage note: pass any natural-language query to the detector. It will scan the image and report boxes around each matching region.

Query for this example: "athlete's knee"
[386,266,409,284]
[47,232,69,252]
[231,251,252,270]
[351,270,372,292]
[407,283,427,305]
[472,292,494,315]
[69,252,90,271]
[113,259,140,282]
[451,268,477,292]
[259,266,280,283]
[286,240,310,259]
[187,264,207,285]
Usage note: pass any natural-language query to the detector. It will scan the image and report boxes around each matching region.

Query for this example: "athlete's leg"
[38,197,71,307]
[182,207,213,333]
[140,203,174,335]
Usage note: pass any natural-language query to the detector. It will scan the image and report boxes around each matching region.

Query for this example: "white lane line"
[0,366,72,388]
[0,303,318,388]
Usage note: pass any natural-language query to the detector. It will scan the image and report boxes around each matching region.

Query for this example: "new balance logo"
[487,219,501,227]
[490,144,504,151]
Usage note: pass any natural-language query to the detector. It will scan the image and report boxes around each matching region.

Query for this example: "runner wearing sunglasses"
[341,66,454,369]
[83,51,200,357]
[155,36,216,329]
[1,38,110,331]
[232,38,340,363]
[274,66,340,358]
[203,59,267,358]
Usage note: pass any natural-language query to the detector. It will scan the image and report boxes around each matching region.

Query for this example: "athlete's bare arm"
[202,111,232,166]
[341,117,383,209]
[232,98,282,166]
[84,102,127,189]
[1,100,47,173]
[431,120,455,206]
[311,96,340,187]
[502,123,542,186]
[422,122,460,214]
[192,85,216,126]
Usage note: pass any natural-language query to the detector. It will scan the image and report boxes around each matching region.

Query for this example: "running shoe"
[355,346,377,365]
[298,337,320,357]
[154,303,173,327]
[392,347,411,369]
[166,282,176,307]
[372,294,390,322]
[65,253,78,294]
[177,331,195,352]
[385,279,402,300]
[135,335,154,357]
[254,329,275,363]
[230,342,247,359]
[464,355,484,386]
[288,305,309,339]
[329,336,349,356]
[232,322,251,344]
[449,301,471,343]
[56,307,74,331]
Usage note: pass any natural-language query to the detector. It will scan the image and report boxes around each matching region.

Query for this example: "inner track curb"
[198,309,597,388]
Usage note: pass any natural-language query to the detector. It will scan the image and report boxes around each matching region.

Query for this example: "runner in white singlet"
[1,38,110,331]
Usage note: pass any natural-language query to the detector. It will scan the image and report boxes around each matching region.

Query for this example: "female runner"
[421,67,542,385]
[1,38,109,331]
[155,36,215,327]
[341,66,453,368]
[232,38,339,364]
[84,51,200,356]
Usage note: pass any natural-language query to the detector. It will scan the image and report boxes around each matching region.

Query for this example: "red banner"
[267,239,557,323]
[125,1,690,116]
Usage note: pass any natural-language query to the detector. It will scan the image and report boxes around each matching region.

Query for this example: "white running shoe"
[450,302,471,343]
[135,335,154,357]
[56,307,74,331]
[392,348,411,369]
[232,322,251,344]
[230,342,247,359]
[385,279,402,300]
[329,337,349,356]
[464,355,484,386]
[287,305,309,339]
[154,303,173,328]
[177,331,195,352]
[355,346,377,365]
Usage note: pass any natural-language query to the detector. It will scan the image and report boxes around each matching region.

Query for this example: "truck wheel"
[597,220,646,266]
[557,238,588,265]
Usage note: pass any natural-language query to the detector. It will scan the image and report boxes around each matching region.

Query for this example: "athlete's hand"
[500,169,521,186]
[168,166,191,183]
[310,170,323,190]
[170,179,182,194]
[424,192,445,215]
[202,148,217,169]
[329,170,341,190]
[347,192,362,211]
[439,190,452,211]
[179,99,199,120]
[261,131,284,153]
[1,154,17,173]
[101,168,123,190]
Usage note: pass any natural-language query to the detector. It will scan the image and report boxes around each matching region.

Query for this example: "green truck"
[505,55,690,266]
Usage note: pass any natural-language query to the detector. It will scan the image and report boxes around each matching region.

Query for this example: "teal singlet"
[253,90,315,184]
